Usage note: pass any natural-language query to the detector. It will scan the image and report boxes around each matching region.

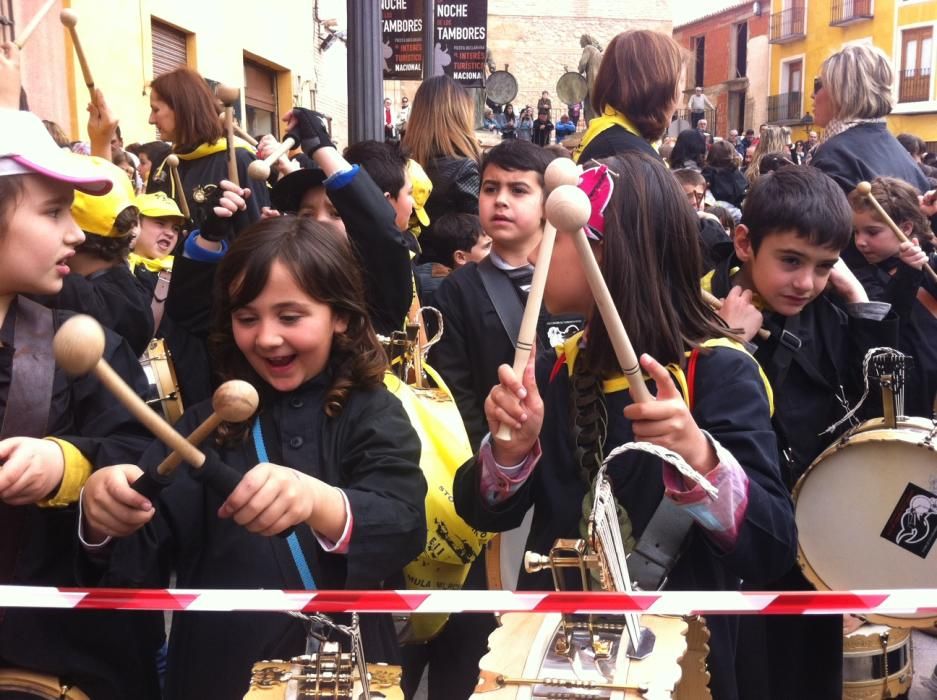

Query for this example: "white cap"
[0,109,113,195]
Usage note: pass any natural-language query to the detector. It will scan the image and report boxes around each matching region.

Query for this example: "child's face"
[386,169,414,232]
[298,187,346,235]
[734,227,839,316]
[479,165,544,248]
[231,260,348,392]
[134,215,181,260]
[536,227,595,316]
[853,208,903,265]
[0,176,84,298]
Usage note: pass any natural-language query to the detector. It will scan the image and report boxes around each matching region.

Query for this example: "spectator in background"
[517,106,534,142]
[395,96,410,140]
[741,128,756,152]
[555,113,576,144]
[804,130,819,158]
[383,97,395,141]
[703,140,747,207]
[686,86,714,128]
[567,101,581,127]
[483,107,499,133]
[696,118,713,146]
[669,128,707,171]
[728,129,745,157]
[537,90,552,115]
[897,132,937,179]
[532,109,554,146]
[500,103,517,140]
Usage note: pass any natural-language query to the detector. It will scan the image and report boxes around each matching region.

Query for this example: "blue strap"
[252,418,316,590]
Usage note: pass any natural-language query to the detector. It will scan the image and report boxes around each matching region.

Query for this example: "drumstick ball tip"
[545,185,592,233]
[59,9,78,28]
[53,314,106,375]
[246,160,270,181]
[212,380,260,423]
[855,181,872,196]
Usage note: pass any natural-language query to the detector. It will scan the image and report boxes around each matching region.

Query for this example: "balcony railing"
[769,7,806,43]
[830,0,873,26]
[767,92,803,123]
[899,68,932,103]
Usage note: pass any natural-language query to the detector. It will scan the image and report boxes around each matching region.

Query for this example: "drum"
[794,416,937,627]
[0,668,89,699]
[843,624,913,699]
[139,338,183,425]
[486,68,518,106]
[556,71,588,106]
[243,657,403,700]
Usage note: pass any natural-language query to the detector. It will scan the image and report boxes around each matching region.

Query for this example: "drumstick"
[496,159,583,441]
[219,113,259,147]
[701,289,771,340]
[154,380,258,476]
[562,185,653,403]
[247,137,295,181]
[59,10,94,94]
[215,85,240,186]
[53,315,205,468]
[14,0,57,49]
[163,154,190,219]
[856,181,937,285]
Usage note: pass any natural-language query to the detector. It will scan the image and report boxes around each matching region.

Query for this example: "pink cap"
[0,109,113,195]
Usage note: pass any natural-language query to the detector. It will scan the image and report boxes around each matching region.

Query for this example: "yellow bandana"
[573,107,660,163]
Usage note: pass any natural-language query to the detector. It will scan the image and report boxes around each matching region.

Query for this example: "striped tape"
[2,586,936,616]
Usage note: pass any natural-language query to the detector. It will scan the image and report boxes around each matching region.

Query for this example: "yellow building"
[14,0,351,148]
[766,0,936,148]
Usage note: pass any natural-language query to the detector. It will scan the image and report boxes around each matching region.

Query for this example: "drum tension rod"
[493,674,649,694]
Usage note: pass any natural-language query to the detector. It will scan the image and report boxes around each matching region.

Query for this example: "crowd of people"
[0,23,936,700]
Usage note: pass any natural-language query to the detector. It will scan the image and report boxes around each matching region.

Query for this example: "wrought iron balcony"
[899,68,932,104]
[830,0,873,26]
[767,92,803,123]
[769,7,806,44]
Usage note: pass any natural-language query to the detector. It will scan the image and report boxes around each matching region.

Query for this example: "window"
[151,19,187,78]
[244,60,278,139]
[899,27,933,103]
[694,36,705,87]
[734,22,748,79]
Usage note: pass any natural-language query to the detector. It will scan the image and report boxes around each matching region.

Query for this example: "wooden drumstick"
[53,315,206,468]
[15,0,57,49]
[496,159,582,441]
[163,154,190,219]
[856,181,937,284]
[561,185,653,403]
[154,380,259,476]
[215,85,240,186]
[219,113,259,147]
[247,137,295,181]
[701,289,771,340]
[59,10,94,93]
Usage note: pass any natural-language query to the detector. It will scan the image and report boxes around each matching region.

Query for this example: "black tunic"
[99,377,427,700]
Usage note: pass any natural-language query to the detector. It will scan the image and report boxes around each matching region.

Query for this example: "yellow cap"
[407,158,432,228]
[71,157,137,237]
[135,191,184,220]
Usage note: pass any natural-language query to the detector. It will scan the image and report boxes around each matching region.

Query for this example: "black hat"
[270,166,327,213]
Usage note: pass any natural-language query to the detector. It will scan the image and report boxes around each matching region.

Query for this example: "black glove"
[189,184,232,242]
[285,108,333,157]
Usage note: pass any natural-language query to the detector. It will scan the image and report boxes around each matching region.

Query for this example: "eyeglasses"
[813,77,823,95]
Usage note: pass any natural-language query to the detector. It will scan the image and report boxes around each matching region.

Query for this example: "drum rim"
[144,337,184,424]
[556,71,588,104]
[485,69,518,106]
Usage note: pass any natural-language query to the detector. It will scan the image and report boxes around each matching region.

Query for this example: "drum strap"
[150,270,172,336]
[0,297,55,600]
[477,256,526,349]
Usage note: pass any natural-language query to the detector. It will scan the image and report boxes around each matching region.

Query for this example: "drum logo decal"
[881,483,937,558]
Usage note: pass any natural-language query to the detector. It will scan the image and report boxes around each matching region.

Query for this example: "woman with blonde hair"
[808,44,929,194]
[403,75,481,248]
[745,125,789,184]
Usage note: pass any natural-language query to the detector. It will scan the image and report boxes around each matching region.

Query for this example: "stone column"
[347,0,382,145]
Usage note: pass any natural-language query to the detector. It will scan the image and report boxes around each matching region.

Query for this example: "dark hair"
[75,204,138,263]
[590,31,686,142]
[138,141,173,192]
[342,140,407,196]
[671,168,705,188]
[481,139,555,189]
[897,133,926,158]
[0,174,27,232]
[706,140,738,169]
[758,152,795,175]
[668,129,707,170]
[150,68,224,149]
[427,213,484,266]
[705,205,734,231]
[742,166,852,253]
[584,152,734,375]
[211,217,387,435]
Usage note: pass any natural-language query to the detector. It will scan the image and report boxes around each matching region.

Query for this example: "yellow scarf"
[574,107,659,163]
[128,253,173,274]
[153,137,257,201]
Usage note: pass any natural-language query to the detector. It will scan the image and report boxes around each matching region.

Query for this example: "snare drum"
[139,338,183,425]
[243,657,403,700]
[0,667,89,699]
[794,417,937,627]
[843,624,913,700]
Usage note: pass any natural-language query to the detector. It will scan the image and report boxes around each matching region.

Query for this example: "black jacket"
[421,155,480,245]
[702,165,747,207]
[576,125,660,164]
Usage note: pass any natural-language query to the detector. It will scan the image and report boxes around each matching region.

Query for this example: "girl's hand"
[81,465,154,540]
[486,347,543,466]
[213,180,250,219]
[623,354,718,476]
[0,437,65,505]
[828,258,868,304]
[898,237,928,271]
[218,463,322,537]
[716,287,763,342]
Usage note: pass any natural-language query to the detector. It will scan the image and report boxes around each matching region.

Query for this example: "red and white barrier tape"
[3,586,937,616]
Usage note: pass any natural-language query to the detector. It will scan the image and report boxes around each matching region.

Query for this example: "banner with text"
[433,1,487,88]
[382,0,425,80]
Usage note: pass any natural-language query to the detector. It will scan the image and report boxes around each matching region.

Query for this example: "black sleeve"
[164,255,218,341]
[450,159,480,215]
[327,167,413,337]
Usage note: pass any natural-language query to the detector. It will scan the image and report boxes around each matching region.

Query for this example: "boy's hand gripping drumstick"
[856,181,937,285]
[59,10,94,95]
[496,158,583,441]
[247,137,295,181]
[14,0,57,49]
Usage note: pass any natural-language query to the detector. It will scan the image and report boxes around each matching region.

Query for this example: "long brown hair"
[211,217,387,438]
[403,75,481,165]
[584,152,734,375]
[847,176,934,248]
[590,31,686,142]
[150,68,224,150]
